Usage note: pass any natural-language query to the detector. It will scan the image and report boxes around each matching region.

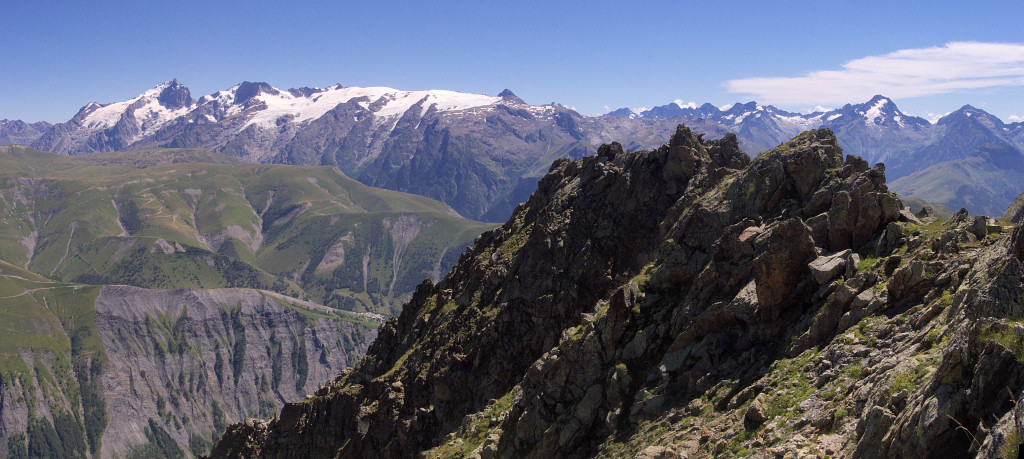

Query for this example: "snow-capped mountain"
[826,95,930,130]
[604,95,935,165]
[601,96,1024,216]
[10,82,1024,219]
[21,81,735,221]
[33,80,511,161]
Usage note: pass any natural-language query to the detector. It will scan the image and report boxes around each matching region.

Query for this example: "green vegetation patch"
[425,388,518,458]
[982,322,1024,363]
[763,348,819,423]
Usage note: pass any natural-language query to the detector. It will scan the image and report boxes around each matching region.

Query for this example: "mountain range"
[8,81,1024,219]
[614,97,1024,216]
[6,81,1024,220]
[0,81,974,221]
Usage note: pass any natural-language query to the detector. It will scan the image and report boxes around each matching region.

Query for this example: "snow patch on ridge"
[243,85,502,129]
[80,82,192,139]
[863,97,888,124]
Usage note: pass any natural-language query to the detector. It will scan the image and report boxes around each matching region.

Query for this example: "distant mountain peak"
[828,94,930,129]
[157,79,193,110]
[605,107,637,118]
[936,104,1005,129]
[234,81,279,105]
[498,89,525,104]
[866,94,892,104]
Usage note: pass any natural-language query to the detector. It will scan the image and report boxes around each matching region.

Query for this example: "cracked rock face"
[211,125,1024,458]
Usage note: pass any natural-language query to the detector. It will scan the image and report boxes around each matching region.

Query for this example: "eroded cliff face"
[211,125,1024,458]
[0,285,377,458]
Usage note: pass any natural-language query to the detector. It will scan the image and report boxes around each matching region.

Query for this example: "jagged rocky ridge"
[211,124,1024,458]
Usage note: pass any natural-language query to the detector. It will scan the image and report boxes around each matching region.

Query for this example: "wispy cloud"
[727,42,1024,105]
[1009,115,1024,123]
[673,99,697,109]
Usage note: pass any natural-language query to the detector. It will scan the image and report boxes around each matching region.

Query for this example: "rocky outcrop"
[202,117,1024,458]
[158,79,193,110]
[210,125,929,458]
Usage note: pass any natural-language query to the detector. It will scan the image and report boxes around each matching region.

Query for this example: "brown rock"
[746,393,769,424]
[754,218,817,309]
[635,446,682,459]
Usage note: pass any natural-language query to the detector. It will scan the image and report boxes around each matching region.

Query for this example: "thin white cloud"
[1009,114,1024,123]
[673,99,697,109]
[727,42,1024,105]
[926,112,951,123]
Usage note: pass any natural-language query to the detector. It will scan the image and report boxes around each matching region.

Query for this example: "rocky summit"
[211,125,1024,457]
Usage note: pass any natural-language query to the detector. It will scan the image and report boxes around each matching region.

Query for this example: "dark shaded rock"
[498,89,526,105]
[209,127,927,458]
[754,218,817,308]
[705,133,749,170]
[234,81,279,105]
[884,255,902,276]
[1013,224,1024,261]
[157,79,193,109]
[823,164,902,252]
[916,205,936,219]
[876,221,904,256]
[598,142,624,161]
[969,216,989,240]
[950,207,969,226]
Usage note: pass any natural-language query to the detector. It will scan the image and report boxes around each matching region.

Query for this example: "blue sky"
[3,0,1024,123]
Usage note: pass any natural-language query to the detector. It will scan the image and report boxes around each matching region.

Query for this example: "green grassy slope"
[889,143,1024,217]
[0,145,494,315]
[0,259,108,457]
